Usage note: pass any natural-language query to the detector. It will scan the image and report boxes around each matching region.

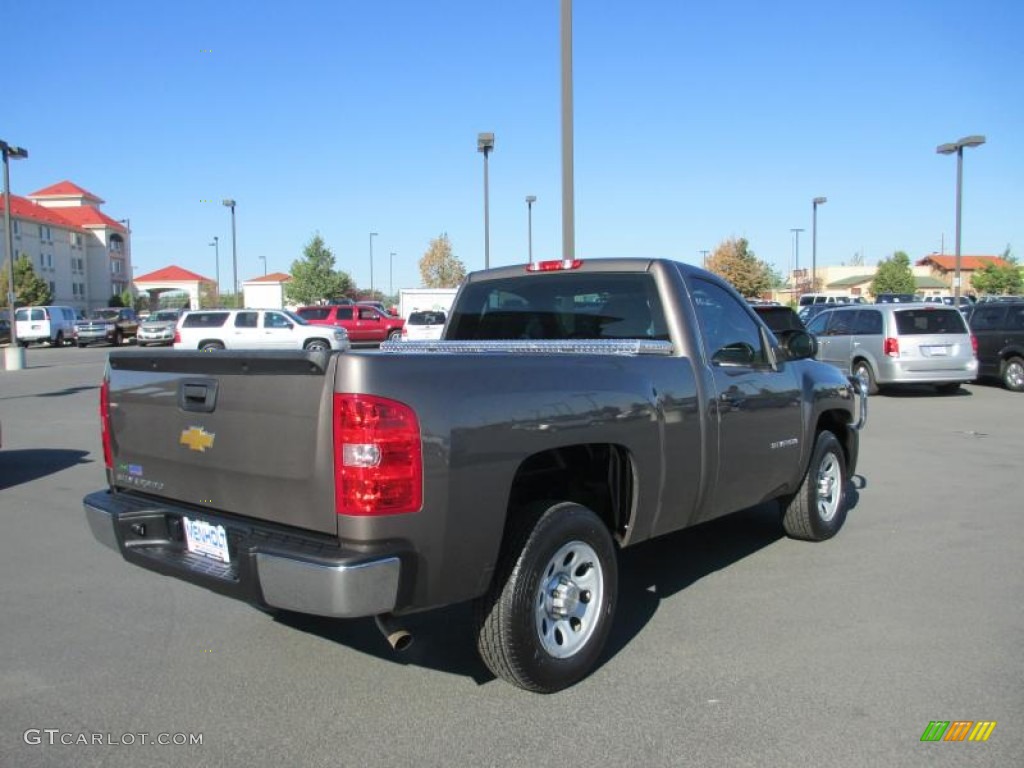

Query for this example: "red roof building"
[916,254,1011,294]
[1,180,131,310]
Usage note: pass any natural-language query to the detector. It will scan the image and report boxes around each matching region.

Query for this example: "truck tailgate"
[106,351,338,535]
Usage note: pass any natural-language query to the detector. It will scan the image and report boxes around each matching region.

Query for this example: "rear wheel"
[388,329,402,342]
[852,359,878,396]
[1003,356,1024,392]
[199,341,224,352]
[52,332,65,347]
[474,501,618,693]
[781,430,848,541]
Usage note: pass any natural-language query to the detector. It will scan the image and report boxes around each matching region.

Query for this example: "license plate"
[927,345,949,356]
[182,517,230,563]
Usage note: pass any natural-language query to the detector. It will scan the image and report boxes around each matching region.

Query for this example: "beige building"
[243,272,292,309]
[0,181,131,312]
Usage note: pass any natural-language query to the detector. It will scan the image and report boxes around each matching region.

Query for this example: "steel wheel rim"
[1007,361,1024,389]
[816,451,842,522]
[534,540,604,659]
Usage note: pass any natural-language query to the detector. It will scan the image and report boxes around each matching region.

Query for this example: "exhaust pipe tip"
[375,614,414,652]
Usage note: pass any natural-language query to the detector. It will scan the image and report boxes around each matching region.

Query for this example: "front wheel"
[1003,356,1024,392]
[474,501,618,693]
[304,339,330,352]
[780,430,848,541]
[52,332,65,347]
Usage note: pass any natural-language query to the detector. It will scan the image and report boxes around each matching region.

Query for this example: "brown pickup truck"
[74,307,139,347]
[84,258,866,692]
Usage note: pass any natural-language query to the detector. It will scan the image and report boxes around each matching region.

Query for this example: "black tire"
[781,430,848,542]
[199,341,224,352]
[1002,356,1024,392]
[77,342,87,349]
[852,359,878,396]
[936,383,961,395]
[52,331,64,347]
[304,339,330,352]
[474,501,618,693]
[113,330,123,347]
[388,329,402,342]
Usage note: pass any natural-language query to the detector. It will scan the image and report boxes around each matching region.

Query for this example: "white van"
[798,293,850,308]
[13,305,78,347]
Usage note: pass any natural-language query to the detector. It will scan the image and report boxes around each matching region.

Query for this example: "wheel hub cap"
[534,541,604,659]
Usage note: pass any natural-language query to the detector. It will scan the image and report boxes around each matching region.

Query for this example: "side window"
[335,308,353,321]
[852,309,883,335]
[263,312,292,329]
[826,311,854,336]
[970,306,1005,331]
[358,308,378,321]
[691,278,767,367]
[1009,307,1024,331]
[806,312,830,335]
[234,311,258,328]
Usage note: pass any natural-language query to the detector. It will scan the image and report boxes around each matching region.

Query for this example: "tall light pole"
[209,237,220,296]
[937,135,986,303]
[790,227,805,292]
[369,232,378,297]
[812,197,827,292]
[477,133,494,269]
[699,250,709,268]
[525,195,537,264]
[258,255,267,276]
[2,139,28,370]
[389,252,396,297]
[561,0,575,261]
[222,199,237,305]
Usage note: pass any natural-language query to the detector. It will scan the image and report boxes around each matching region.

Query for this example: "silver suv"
[806,303,977,394]
[173,309,349,352]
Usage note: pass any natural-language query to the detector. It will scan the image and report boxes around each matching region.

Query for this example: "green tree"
[284,234,353,306]
[870,251,916,296]
[419,233,466,288]
[1,254,52,308]
[971,262,1023,296]
[706,237,772,296]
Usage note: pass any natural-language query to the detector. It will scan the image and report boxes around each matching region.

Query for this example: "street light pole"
[209,237,220,296]
[699,250,709,269]
[258,255,267,276]
[561,0,575,261]
[812,197,827,292]
[369,232,378,297]
[477,133,494,269]
[222,199,237,306]
[790,228,805,292]
[389,252,396,297]
[525,196,537,264]
[2,138,28,370]
[937,135,986,303]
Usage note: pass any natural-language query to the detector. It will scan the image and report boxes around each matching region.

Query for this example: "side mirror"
[779,329,818,360]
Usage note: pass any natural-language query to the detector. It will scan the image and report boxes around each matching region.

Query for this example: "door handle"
[179,379,219,413]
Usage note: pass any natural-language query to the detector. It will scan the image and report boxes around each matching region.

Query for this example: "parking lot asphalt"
[2,345,1022,767]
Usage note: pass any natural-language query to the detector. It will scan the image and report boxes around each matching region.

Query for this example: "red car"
[295,304,404,343]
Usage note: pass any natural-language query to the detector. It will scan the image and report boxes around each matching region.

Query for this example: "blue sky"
[6,0,1022,293]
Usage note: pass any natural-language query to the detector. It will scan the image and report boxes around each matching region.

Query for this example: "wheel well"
[816,410,852,468]
[305,337,329,347]
[507,444,632,542]
[198,339,224,349]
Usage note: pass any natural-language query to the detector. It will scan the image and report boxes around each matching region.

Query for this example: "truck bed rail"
[379,339,674,356]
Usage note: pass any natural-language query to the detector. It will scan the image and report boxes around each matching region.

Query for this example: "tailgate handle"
[179,379,219,413]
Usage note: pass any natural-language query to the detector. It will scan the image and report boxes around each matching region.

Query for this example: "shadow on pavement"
[0,449,93,490]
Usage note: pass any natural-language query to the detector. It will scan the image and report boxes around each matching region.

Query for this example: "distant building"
[243,272,292,309]
[134,266,217,310]
[0,180,130,311]
[915,254,1010,295]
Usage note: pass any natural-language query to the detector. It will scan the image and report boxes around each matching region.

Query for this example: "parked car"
[798,293,850,308]
[797,303,832,325]
[295,303,404,343]
[14,305,78,347]
[967,300,1024,392]
[873,293,917,304]
[0,317,10,345]
[173,309,349,351]
[137,309,182,346]
[401,310,447,341]
[806,303,977,394]
[75,307,139,347]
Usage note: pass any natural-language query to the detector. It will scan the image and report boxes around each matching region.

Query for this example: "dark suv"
[967,301,1024,391]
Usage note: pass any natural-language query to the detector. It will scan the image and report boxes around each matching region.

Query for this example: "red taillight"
[526,259,583,272]
[100,376,113,470]
[173,329,181,344]
[883,337,899,357]
[333,394,422,516]
[971,335,978,356]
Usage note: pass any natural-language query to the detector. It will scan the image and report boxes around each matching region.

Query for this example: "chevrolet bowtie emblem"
[180,426,215,452]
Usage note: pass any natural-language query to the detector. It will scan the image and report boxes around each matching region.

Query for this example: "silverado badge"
[180,426,215,453]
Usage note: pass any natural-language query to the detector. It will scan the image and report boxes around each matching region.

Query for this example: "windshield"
[283,310,309,326]
[89,309,121,320]
[149,311,179,322]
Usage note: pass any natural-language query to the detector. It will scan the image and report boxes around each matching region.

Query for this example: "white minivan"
[13,305,78,347]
